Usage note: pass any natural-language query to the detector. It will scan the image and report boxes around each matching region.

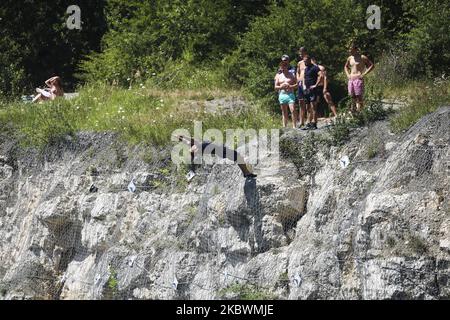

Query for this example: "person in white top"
[33,76,64,103]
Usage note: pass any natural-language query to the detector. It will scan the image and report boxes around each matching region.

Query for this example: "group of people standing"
[274,44,374,129]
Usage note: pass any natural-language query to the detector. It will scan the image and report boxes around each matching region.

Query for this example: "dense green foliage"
[79,0,270,86]
[1,0,448,99]
[229,0,449,101]
[0,0,107,96]
[401,1,450,77]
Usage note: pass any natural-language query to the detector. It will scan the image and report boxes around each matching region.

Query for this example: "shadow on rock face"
[244,178,268,254]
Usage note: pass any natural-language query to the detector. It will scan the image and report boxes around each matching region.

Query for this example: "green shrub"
[280,133,321,177]
[218,283,276,300]
[104,266,119,299]
[353,98,391,127]
[80,0,270,86]
[366,138,381,159]
[327,117,352,146]
[108,269,118,292]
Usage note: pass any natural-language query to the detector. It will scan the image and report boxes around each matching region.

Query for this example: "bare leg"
[238,163,250,175]
[281,104,289,127]
[324,92,337,117]
[350,97,357,115]
[356,96,364,112]
[311,101,318,124]
[306,102,313,123]
[236,152,256,177]
[298,99,306,126]
[32,93,43,103]
[289,102,298,128]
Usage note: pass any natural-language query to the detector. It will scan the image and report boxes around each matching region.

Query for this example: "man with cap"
[274,54,298,128]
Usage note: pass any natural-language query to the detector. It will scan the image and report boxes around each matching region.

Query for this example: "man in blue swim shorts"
[301,55,321,130]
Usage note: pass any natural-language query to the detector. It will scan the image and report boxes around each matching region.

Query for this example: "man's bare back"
[316,65,326,86]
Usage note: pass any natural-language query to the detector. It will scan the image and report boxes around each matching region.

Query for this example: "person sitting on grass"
[32,76,64,103]
[176,135,257,179]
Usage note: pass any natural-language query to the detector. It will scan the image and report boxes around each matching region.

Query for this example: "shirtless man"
[296,47,308,128]
[311,57,337,120]
[344,44,374,113]
[301,55,321,130]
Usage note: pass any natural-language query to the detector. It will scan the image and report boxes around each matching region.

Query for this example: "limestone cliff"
[0,107,448,300]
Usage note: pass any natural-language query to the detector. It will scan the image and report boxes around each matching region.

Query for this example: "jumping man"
[176,135,257,179]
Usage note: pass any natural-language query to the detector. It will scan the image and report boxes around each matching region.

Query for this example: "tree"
[79,0,271,85]
[0,0,107,96]
[227,0,365,99]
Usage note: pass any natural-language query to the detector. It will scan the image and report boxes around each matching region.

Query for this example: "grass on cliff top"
[0,84,278,147]
[1,65,448,148]
[389,77,450,133]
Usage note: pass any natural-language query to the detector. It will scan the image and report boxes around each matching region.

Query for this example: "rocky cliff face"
[0,107,449,300]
